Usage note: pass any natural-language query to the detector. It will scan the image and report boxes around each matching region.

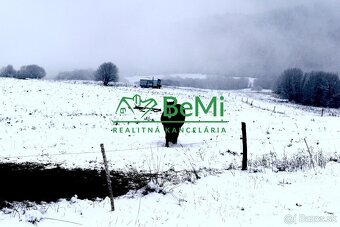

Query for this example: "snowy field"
[0,77,339,226]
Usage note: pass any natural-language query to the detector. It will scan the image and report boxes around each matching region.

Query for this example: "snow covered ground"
[1,164,339,227]
[0,77,339,226]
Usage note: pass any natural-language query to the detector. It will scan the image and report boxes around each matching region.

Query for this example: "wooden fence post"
[303,138,315,170]
[241,122,248,170]
[100,143,115,211]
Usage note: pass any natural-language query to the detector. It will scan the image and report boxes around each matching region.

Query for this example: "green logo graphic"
[113,94,229,133]
[114,94,229,123]
[115,94,161,118]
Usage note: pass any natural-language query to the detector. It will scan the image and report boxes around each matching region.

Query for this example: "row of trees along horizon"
[0,62,119,86]
[274,68,340,108]
[1,63,339,108]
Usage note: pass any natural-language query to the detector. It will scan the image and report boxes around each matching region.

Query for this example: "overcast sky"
[0,0,339,77]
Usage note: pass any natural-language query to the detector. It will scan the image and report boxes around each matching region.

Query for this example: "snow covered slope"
[0,77,339,227]
[0,78,339,171]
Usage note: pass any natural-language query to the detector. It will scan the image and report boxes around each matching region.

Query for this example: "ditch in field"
[0,162,152,208]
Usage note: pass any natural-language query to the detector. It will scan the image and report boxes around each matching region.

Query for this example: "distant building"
[140,77,161,88]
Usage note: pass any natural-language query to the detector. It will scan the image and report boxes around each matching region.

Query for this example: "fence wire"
[0,136,338,160]
[0,139,233,160]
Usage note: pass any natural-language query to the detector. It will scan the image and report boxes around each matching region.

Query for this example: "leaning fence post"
[100,143,115,211]
[241,122,248,170]
[303,138,315,170]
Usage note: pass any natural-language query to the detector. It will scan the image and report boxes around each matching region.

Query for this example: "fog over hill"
[0,0,339,77]
[196,2,340,77]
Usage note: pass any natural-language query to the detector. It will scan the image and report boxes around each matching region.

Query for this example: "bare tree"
[17,65,46,79]
[0,65,16,77]
[95,62,118,86]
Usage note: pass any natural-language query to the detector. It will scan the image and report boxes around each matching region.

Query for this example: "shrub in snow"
[0,65,16,77]
[23,210,43,224]
[249,149,330,172]
[16,65,46,79]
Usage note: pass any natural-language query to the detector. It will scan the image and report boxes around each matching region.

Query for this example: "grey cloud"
[0,0,339,77]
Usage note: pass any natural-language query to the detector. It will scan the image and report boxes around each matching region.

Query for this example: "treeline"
[162,75,249,90]
[56,69,95,80]
[1,62,119,86]
[56,62,119,86]
[0,65,46,79]
[275,68,340,108]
